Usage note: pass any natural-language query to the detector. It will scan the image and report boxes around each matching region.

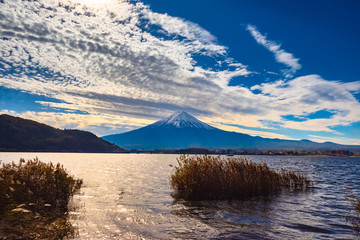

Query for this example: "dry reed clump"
[0,158,83,239]
[171,155,312,200]
[346,191,360,233]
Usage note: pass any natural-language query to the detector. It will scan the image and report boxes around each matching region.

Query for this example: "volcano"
[102,111,354,150]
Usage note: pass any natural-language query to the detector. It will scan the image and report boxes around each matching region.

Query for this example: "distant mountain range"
[0,114,127,153]
[103,111,360,151]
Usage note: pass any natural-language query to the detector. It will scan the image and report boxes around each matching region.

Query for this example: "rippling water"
[1,153,359,239]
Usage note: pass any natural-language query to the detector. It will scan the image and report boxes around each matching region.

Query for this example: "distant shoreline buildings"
[128,148,360,157]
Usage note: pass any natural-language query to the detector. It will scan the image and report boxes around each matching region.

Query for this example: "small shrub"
[171,155,312,200]
[346,190,360,233]
[0,158,83,239]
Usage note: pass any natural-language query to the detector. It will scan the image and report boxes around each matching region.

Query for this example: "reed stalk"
[0,158,83,239]
[171,155,312,200]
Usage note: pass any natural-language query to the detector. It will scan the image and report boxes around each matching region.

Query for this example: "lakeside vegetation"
[129,148,360,156]
[0,158,83,239]
[171,154,312,200]
[346,191,360,234]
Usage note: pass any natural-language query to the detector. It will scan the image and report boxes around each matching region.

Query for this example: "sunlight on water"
[1,153,359,239]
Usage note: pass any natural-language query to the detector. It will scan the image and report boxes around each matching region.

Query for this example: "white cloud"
[0,0,359,144]
[209,122,297,140]
[343,81,360,93]
[18,111,155,136]
[246,24,301,78]
[0,109,19,116]
[142,7,226,56]
[309,135,360,146]
[252,74,360,132]
[0,0,249,121]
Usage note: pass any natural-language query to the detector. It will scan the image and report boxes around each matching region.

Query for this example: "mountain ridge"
[102,111,359,150]
[0,114,127,153]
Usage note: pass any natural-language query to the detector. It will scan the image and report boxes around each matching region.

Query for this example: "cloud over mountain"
[0,0,359,144]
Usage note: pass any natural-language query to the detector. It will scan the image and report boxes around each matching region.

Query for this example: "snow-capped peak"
[151,111,216,129]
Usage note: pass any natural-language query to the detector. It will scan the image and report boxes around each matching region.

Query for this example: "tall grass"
[0,158,83,239]
[171,155,312,200]
[346,191,360,233]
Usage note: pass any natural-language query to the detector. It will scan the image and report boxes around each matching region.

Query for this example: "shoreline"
[0,151,359,157]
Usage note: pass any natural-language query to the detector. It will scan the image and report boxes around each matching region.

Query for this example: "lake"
[1,153,359,239]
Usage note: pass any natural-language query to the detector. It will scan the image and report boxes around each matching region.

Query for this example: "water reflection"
[0,153,359,239]
[171,198,277,239]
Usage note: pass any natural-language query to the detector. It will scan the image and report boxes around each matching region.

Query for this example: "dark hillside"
[0,114,127,153]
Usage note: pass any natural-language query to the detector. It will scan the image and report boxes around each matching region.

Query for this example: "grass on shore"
[171,154,312,200]
[0,158,83,239]
[346,191,360,233]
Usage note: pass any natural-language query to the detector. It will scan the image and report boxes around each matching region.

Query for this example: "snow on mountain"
[150,111,216,129]
[102,111,354,150]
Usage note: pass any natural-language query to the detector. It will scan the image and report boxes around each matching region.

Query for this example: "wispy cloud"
[0,0,248,119]
[0,1,359,144]
[309,135,360,145]
[246,24,301,78]
[0,110,155,136]
[251,74,360,132]
[143,8,227,56]
[210,122,298,140]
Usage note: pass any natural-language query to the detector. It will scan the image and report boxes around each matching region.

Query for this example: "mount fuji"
[151,111,215,130]
[102,111,353,150]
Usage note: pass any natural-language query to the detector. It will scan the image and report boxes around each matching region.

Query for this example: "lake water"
[1,153,359,239]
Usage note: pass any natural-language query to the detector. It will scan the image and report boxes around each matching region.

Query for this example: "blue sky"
[0,0,359,145]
